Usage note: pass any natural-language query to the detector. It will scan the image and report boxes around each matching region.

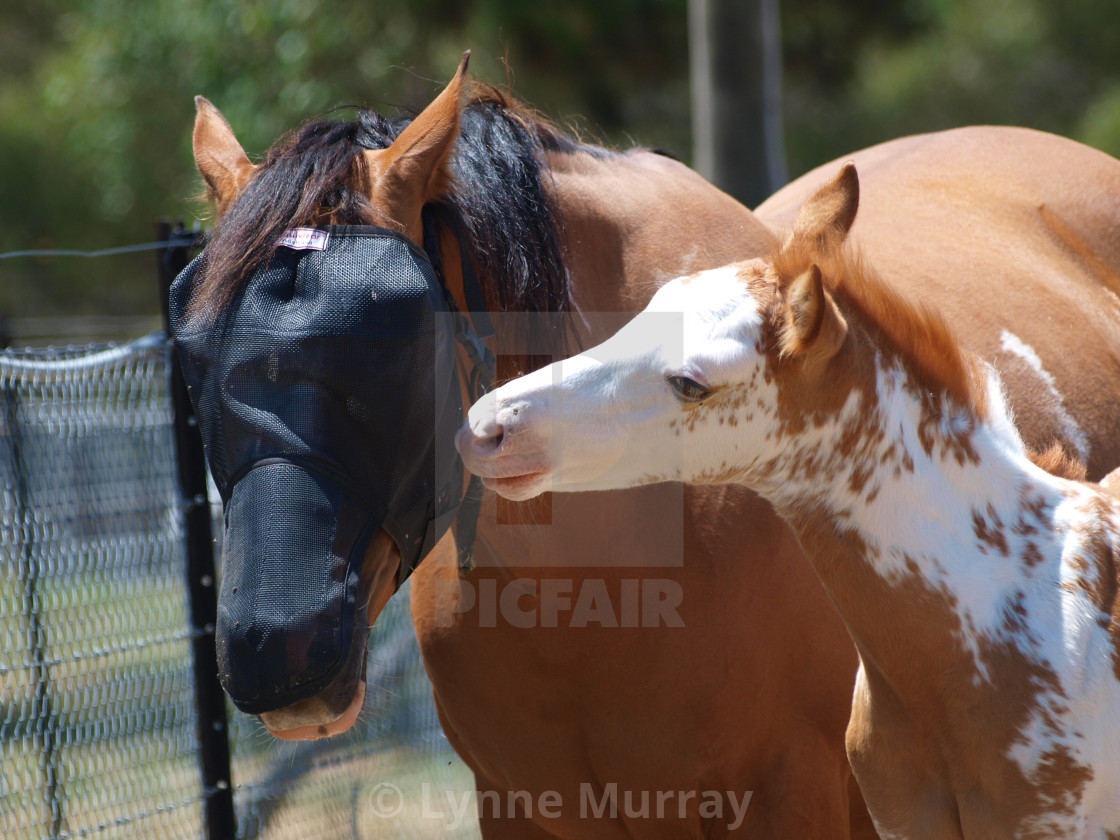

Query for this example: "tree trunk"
[689,0,788,208]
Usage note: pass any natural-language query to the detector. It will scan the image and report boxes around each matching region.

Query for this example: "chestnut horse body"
[185,55,1120,839]
[406,87,864,840]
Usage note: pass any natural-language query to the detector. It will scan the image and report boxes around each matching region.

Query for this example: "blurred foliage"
[782,0,1120,171]
[2,0,1120,322]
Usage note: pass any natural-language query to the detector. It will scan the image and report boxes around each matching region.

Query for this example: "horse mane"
[773,239,990,418]
[1028,442,1088,481]
[187,83,587,340]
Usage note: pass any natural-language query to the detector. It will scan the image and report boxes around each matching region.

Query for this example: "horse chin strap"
[422,206,495,574]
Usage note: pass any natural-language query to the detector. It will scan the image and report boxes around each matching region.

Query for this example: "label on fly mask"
[278,228,330,251]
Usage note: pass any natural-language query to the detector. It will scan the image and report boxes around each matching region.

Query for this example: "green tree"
[0,0,691,326]
[4,0,1120,332]
[781,0,1120,174]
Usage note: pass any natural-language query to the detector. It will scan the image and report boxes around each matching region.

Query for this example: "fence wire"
[0,335,478,840]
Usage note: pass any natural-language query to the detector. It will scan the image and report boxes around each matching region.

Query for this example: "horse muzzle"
[215,461,377,716]
[259,660,368,740]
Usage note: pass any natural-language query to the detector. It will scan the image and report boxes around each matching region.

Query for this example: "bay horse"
[457,163,1120,838]
[185,55,866,839]
[182,50,1120,837]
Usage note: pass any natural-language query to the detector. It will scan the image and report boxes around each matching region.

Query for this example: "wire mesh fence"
[0,334,479,840]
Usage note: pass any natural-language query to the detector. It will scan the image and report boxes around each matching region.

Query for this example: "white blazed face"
[455,264,772,500]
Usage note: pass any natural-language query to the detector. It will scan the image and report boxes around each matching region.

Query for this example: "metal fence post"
[155,222,236,840]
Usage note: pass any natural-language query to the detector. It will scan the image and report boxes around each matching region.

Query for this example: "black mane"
[190,88,592,338]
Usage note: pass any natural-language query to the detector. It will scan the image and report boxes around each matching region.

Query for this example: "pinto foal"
[457,164,1120,838]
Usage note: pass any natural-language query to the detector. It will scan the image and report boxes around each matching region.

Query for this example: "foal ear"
[363,51,471,235]
[781,265,848,368]
[788,162,859,253]
[193,97,256,216]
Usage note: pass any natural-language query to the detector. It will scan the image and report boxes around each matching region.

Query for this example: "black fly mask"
[170,223,492,714]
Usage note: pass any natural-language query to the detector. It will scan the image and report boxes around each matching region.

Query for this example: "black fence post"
[155,222,236,840]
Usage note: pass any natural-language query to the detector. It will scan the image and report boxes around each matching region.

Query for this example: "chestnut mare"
[189,56,861,838]
[456,163,1120,838]
[187,50,1120,837]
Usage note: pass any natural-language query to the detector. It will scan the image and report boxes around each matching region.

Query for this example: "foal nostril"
[457,414,505,457]
[475,422,505,454]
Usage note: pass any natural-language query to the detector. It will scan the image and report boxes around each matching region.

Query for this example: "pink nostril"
[474,421,504,454]
[460,393,528,459]
[457,413,505,459]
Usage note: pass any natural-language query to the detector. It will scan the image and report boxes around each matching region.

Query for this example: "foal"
[457,164,1120,838]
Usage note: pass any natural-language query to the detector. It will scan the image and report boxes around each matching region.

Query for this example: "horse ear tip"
[459,50,471,74]
[835,162,860,226]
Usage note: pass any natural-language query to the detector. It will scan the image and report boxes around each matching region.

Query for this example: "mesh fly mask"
[170,223,493,714]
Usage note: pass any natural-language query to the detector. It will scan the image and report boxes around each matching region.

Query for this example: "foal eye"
[666,375,712,402]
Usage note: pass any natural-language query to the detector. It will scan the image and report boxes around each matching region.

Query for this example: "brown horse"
[185,55,864,838]
[455,163,1120,838]
[184,51,1120,838]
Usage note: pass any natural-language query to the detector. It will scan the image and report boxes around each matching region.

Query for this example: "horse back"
[757,126,1120,479]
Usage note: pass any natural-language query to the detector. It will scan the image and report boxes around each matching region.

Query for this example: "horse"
[456,163,1120,838]
[180,50,1120,836]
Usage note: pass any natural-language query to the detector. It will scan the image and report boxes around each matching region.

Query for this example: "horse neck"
[543,148,775,342]
[439,146,773,362]
[760,346,1078,690]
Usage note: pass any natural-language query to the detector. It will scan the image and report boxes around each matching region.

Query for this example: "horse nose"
[458,393,505,457]
[465,415,505,454]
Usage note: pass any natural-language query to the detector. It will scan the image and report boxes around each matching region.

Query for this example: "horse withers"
[458,163,1120,837]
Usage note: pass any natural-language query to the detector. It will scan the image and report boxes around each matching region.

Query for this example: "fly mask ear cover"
[169,226,464,714]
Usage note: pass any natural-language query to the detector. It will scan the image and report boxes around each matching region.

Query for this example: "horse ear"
[788,162,859,252]
[363,51,471,235]
[780,265,848,368]
[193,97,255,216]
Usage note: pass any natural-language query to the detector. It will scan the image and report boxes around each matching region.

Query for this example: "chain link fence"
[0,334,478,840]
